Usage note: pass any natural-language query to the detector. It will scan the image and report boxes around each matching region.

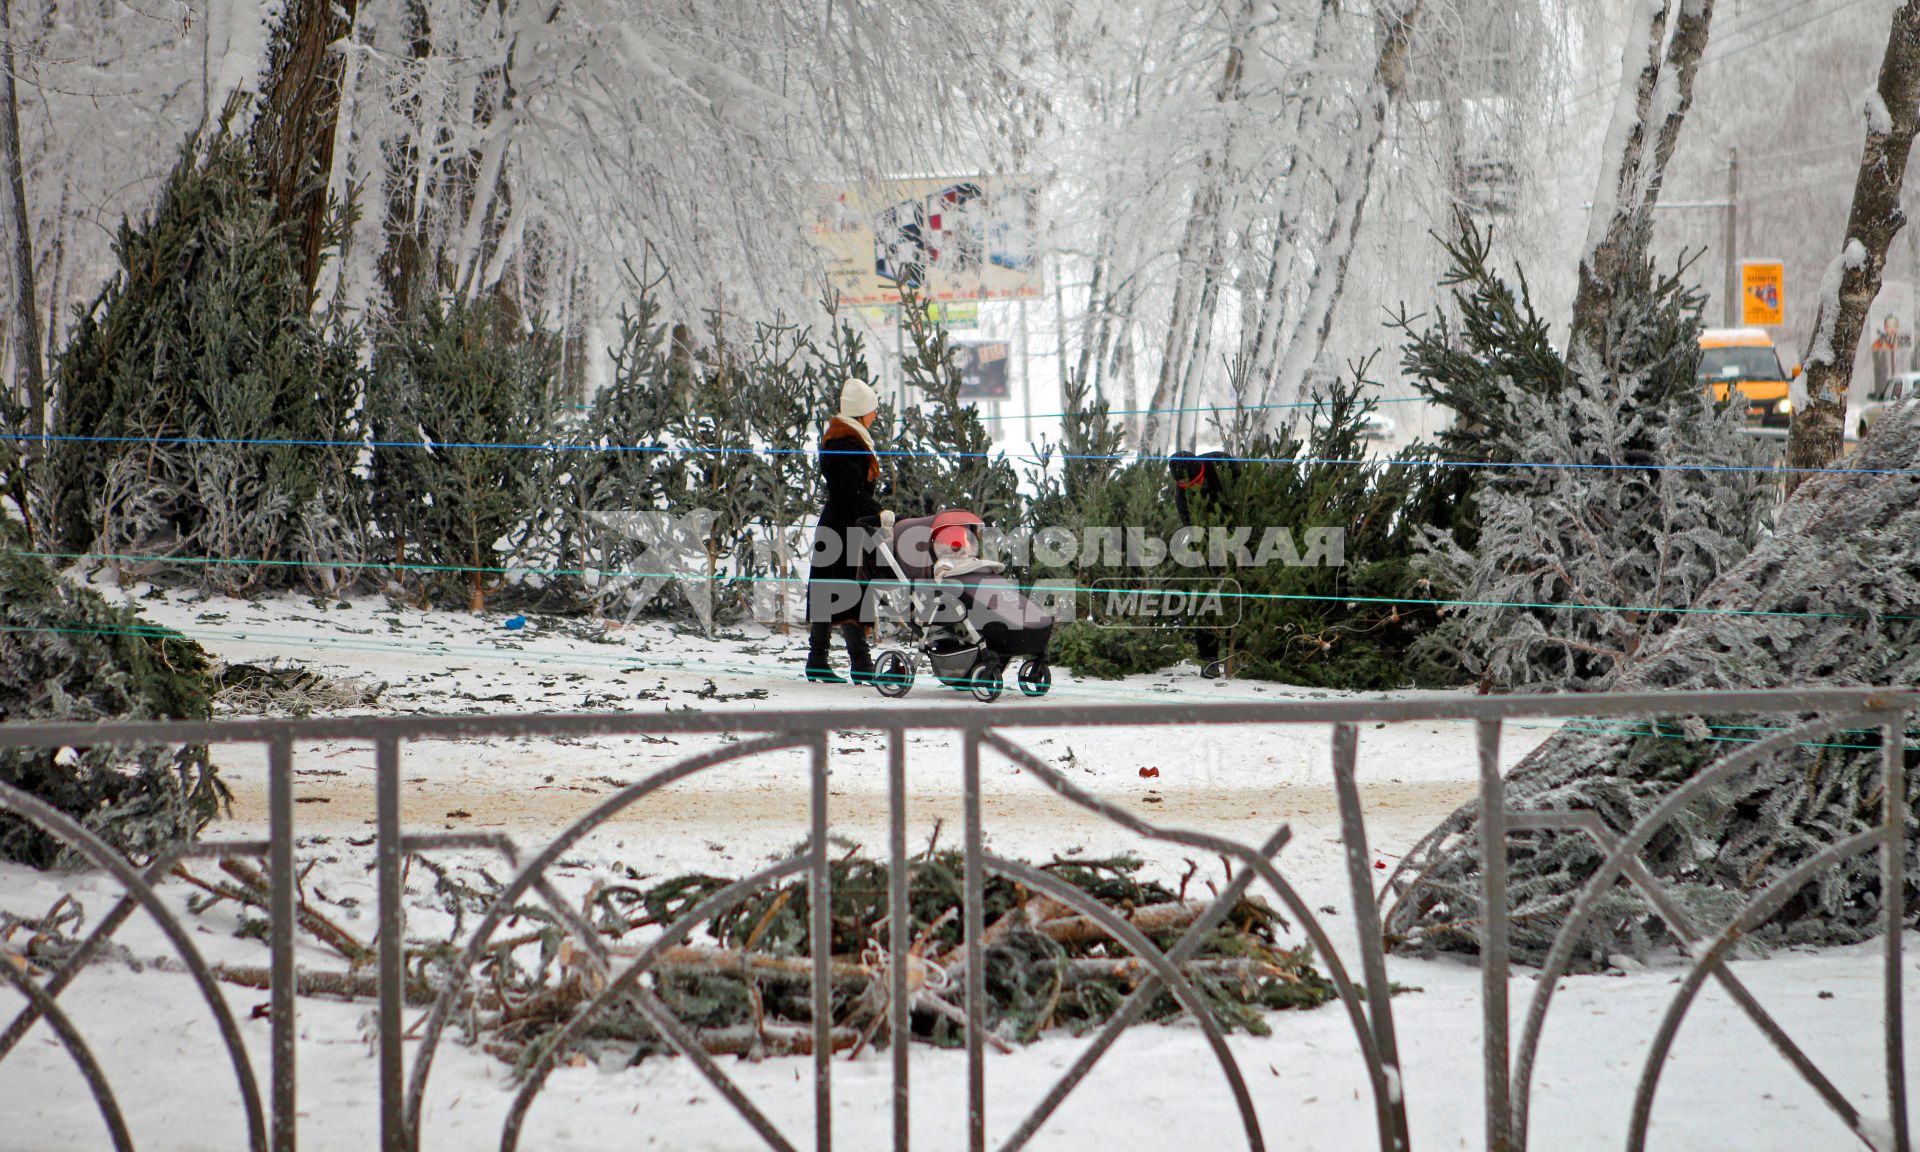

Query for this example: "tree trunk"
[0,0,42,437]
[1567,0,1715,365]
[1786,0,1920,485]
[39,180,66,361]
[1262,0,1425,425]
[378,0,433,312]
[251,0,361,298]
[1142,190,1218,455]
[1244,0,1341,409]
[1140,0,1254,456]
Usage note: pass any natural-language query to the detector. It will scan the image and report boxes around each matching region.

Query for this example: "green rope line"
[19,548,1915,625]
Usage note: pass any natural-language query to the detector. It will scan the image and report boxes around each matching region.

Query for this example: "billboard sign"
[1741,260,1785,327]
[909,340,1009,400]
[859,301,980,330]
[813,177,1041,307]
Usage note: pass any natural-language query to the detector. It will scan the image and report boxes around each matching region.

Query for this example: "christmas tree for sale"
[1387,405,1920,966]
[368,298,557,612]
[1400,221,1771,692]
[49,130,364,596]
[0,521,224,866]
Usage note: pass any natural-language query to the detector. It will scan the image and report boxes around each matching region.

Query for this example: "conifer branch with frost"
[1387,406,1920,967]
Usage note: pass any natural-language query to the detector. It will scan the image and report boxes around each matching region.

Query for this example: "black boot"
[842,624,876,684]
[804,621,844,683]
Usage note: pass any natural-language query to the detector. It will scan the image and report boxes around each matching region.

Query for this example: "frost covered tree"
[47,131,366,596]
[1383,0,1920,967]
[367,297,556,612]
[1569,0,1714,365]
[321,0,1056,334]
[0,520,224,867]
[1386,403,1920,966]
[1042,0,1556,452]
[1785,0,1920,480]
[1403,221,1769,692]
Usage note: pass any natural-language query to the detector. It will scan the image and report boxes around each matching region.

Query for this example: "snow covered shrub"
[1386,405,1920,966]
[1401,221,1770,691]
[0,525,225,867]
[368,297,558,612]
[48,131,366,596]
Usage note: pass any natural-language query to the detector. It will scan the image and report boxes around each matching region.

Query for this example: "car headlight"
[1775,399,1792,414]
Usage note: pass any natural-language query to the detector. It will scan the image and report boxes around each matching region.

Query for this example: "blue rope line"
[0,432,1889,479]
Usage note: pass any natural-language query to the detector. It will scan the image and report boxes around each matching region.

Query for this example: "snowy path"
[0,589,1908,1150]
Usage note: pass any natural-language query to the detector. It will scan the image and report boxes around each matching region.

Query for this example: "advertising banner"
[858,301,980,330]
[813,177,1041,307]
[913,340,1010,400]
[1741,261,1785,327]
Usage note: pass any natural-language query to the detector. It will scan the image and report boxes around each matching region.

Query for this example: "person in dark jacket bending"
[805,379,891,682]
[1169,449,1235,673]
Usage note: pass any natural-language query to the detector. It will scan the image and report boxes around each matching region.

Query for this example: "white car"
[1357,410,1395,442]
[1857,371,1920,440]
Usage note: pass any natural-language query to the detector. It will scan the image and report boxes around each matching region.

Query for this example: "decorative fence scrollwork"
[0,688,1911,1151]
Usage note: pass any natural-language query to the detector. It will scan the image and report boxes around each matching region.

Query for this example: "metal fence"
[0,686,1913,1152]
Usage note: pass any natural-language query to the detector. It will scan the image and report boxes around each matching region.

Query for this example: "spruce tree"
[1206,378,1472,689]
[1386,406,1920,965]
[888,292,1018,520]
[368,297,557,612]
[555,299,682,619]
[48,130,363,596]
[0,521,224,866]
[1398,220,1770,692]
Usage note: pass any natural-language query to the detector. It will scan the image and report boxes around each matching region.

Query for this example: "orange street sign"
[1742,261,1785,326]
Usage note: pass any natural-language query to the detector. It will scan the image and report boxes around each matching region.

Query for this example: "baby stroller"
[864,510,1054,702]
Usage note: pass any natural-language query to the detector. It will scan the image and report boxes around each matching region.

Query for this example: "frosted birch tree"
[0,0,39,434]
[1255,0,1425,426]
[322,0,1056,331]
[1785,0,1920,481]
[1569,0,1715,365]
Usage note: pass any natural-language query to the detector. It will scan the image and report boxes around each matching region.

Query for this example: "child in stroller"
[863,510,1054,701]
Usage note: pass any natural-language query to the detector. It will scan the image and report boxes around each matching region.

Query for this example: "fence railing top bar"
[0,687,1910,749]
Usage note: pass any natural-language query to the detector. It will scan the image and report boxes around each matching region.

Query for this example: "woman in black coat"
[805,378,889,682]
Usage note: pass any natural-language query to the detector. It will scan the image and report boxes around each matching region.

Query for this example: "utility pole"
[1018,297,1033,444]
[1724,147,1740,326]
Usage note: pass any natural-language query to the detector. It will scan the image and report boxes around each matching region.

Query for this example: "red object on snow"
[1374,860,1387,869]
[1139,767,1160,778]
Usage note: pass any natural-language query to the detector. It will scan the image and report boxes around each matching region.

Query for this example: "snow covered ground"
[0,588,1909,1150]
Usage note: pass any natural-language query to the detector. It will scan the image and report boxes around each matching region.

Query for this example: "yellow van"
[1698,327,1798,429]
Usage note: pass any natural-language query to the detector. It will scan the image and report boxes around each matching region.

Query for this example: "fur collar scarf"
[822,416,879,481]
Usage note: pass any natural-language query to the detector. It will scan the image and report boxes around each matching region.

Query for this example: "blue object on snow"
[503,615,527,630]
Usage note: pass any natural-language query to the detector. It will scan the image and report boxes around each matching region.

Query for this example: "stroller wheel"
[1017,659,1052,697]
[872,649,915,699]
[1201,659,1229,680]
[967,658,1003,703]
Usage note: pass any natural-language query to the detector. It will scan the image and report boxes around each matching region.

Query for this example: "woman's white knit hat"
[839,378,878,419]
